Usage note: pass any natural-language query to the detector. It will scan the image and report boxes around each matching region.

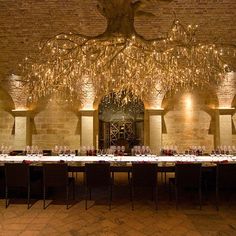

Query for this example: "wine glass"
[26,145,31,156]
[71,149,75,158]
[121,146,125,155]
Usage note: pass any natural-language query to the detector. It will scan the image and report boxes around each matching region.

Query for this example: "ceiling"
[0,0,235,81]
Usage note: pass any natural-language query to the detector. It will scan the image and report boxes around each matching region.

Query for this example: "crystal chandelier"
[19,1,235,107]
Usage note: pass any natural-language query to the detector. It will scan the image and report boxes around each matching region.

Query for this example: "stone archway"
[98,92,145,152]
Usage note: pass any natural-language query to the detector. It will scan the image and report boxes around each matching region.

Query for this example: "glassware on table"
[26,145,31,156]
[146,146,151,155]
[70,149,75,157]
[58,146,64,156]
[38,149,43,157]
[121,146,125,153]
[53,145,59,155]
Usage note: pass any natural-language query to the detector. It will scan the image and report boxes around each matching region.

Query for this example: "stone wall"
[0,109,14,146]
[0,0,236,80]
[162,93,214,152]
[232,114,236,146]
[32,100,80,149]
[0,1,235,150]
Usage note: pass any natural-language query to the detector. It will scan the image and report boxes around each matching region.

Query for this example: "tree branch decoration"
[19,0,236,107]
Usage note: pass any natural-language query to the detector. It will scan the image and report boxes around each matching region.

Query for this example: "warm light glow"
[80,106,95,111]
[185,94,193,110]
[19,20,234,106]
[12,109,29,112]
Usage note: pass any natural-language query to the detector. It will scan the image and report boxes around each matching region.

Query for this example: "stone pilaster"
[79,110,95,147]
[12,110,32,149]
[215,72,236,147]
[216,108,235,146]
[144,109,163,155]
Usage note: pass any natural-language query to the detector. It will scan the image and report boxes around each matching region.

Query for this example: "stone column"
[79,75,96,148]
[216,72,236,147]
[12,110,32,149]
[143,89,165,154]
[80,110,95,147]
[2,74,32,149]
[216,108,235,146]
[145,109,163,155]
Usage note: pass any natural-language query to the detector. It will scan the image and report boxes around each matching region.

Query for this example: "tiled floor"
[1,174,236,236]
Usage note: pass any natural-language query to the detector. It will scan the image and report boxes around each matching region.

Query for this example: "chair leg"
[155,186,158,211]
[89,188,92,200]
[131,185,134,211]
[5,186,8,208]
[164,172,167,186]
[129,183,132,201]
[151,187,154,201]
[43,185,46,209]
[175,186,178,210]
[169,181,172,201]
[199,187,202,210]
[66,185,69,210]
[85,186,88,210]
[216,186,219,211]
[27,184,30,209]
[73,181,75,200]
[109,185,112,211]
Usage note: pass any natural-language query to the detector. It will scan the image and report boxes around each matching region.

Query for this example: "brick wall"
[32,100,80,149]
[0,109,14,146]
[0,0,236,80]
[162,93,214,152]
[232,114,236,146]
[0,0,235,150]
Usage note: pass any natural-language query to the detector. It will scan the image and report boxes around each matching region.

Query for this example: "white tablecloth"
[0,155,236,163]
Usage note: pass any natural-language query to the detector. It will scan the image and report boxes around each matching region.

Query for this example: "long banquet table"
[1,155,236,163]
[1,155,236,174]
[0,155,235,188]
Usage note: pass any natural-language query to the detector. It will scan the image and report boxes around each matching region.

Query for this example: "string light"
[20,19,235,107]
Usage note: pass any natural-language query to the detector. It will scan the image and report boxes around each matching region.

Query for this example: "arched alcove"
[98,92,144,151]
[161,89,218,152]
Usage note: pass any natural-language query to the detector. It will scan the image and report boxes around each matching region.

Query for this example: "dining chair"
[84,163,112,210]
[169,163,202,209]
[43,163,75,209]
[5,163,31,209]
[216,163,236,210]
[0,166,5,198]
[131,163,158,210]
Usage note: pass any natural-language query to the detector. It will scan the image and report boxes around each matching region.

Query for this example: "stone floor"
[0,174,236,236]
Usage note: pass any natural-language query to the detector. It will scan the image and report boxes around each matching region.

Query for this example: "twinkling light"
[20,20,235,107]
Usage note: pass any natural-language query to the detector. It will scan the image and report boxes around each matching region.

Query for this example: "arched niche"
[0,87,15,145]
[31,96,80,149]
[98,92,145,151]
[161,88,218,152]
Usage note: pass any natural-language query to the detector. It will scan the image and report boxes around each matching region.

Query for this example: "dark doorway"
[98,93,144,152]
